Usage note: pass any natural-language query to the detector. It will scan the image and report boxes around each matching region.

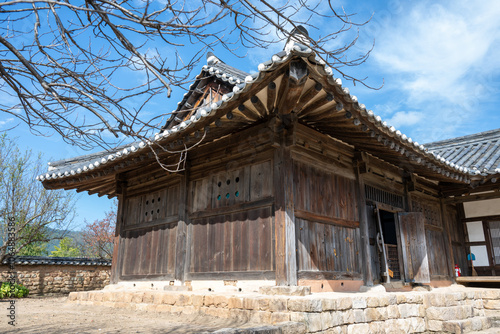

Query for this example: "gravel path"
[0,296,260,334]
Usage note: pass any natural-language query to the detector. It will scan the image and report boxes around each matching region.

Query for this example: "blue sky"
[2,0,500,231]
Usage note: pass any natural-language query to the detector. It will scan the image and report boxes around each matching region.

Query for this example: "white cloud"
[386,111,423,128]
[365,0,500,140]
[0,118,14,126]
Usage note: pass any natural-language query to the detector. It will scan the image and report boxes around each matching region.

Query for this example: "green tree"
[50,237,81,258]
[0,134,76,261]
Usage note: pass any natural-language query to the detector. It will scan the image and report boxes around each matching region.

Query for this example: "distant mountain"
[45,227,84,253]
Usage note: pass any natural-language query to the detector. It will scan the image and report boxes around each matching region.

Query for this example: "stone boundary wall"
[0,264,110,295]
[69,287,500,333]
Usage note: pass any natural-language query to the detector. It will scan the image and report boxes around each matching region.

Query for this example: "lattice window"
[365,185,404,209]
[411,198,441,227]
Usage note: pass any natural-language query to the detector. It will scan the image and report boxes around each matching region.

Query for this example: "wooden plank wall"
[190,207,274,276]
[411,195,449,278]
[446,204,469,273]
[293,160,361,279]
[186,160,275,278]
[118,183,180,279]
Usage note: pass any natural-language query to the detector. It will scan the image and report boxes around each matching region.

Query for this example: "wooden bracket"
[404,172,417,192]
[354,151,369,174]
[115,173,127,195]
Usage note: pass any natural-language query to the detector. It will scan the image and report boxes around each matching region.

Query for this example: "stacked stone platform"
[68,286,500,333]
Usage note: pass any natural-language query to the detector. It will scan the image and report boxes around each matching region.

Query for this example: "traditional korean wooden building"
[38,29,500,291]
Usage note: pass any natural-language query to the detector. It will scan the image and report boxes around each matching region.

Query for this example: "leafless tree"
[0,0,373,150]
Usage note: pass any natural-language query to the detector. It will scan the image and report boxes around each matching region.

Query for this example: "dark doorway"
[379,210,401,281]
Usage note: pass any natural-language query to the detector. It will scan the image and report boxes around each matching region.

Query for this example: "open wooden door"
[398,212,430,283]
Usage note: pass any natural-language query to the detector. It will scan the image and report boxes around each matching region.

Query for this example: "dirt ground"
[0,296,261,334]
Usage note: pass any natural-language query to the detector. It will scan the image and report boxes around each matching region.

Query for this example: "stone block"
[192,294,205,307]
[68,292,78,301]
[336,297,353,310]
[93,292,104,302]
[242,297,259,310]
[364,307,386,322]
[229,309,251,322]
[482,289,500,300]
[353,309,365,323]
[270,312,290,324]
[280,321,308,334]
[303,312,324,332]
[118,292,134,303]
[426,305,473,321]
[322,298,337,311]
[131,292,145,303]
[321,311,335,329]
[268,297,287,312]
[155,304,173,313]
[347,323,369,334]
[142,292,155,304]
[228,296,243,309]
[351,296,367,309]
[256,297,270,311]
[176,293,192,306]
[259,286,311,296]
[249,310,272,324]
[343,310,355,324]
[398,304,420,318]
[201,306,231,318]
[368,321,385,334]
[426,319,443,331]
[161,293,181,306]
[386,305,400,319]
[484,299,500,310]
[288,297,322,312]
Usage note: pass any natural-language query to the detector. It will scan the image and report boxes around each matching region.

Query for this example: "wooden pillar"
[175,163,189,282]
[110,174,127,284]
[354,152,374,286]
[440,198,456,282]
[273,116,297,286]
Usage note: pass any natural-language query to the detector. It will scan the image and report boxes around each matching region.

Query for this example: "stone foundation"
[68,285,500,333]
[0,263,110,295]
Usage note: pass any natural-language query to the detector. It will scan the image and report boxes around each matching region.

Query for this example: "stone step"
[427,316,490,333]
[426,305,475,321]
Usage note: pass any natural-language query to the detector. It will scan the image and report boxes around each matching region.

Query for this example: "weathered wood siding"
[189,207,274,275]
[296,218,360,274]
[446,204,468,273]
[293,160,361,279]
[118,183,180,279]
[411,196,449,278]
[186,160,275,278]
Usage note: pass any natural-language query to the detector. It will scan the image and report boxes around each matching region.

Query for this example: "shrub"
[0,282,29,298]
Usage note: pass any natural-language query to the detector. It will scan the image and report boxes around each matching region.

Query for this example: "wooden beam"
[354,156,374,287]
[110,173,126,284]
[440,198,456,282]
[294,209,359,228]
[294,81,322,114]
[273,118,297,285]
[444,190,500,204]
[175,162,189,282]
[279,59,308,115]
[267,81,277,113]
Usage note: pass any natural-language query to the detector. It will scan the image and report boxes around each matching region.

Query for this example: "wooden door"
[398,212,430,283]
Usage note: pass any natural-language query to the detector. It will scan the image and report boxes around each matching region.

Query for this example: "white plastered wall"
[463,197,500,218]
[463,197,500,267]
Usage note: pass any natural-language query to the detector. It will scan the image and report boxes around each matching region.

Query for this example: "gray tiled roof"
[425,129,500,175]
[2,256,111,266]
[163,52,249,129]
[37,40,498,184]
